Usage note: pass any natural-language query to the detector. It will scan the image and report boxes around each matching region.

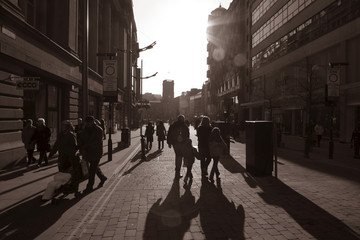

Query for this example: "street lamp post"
[97,52,118,161]
[138,60,158,160]
[327,62,348,159]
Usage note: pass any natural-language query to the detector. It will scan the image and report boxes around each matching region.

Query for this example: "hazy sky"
[133,0,233,97]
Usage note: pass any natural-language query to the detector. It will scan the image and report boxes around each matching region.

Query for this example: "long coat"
[22,125,36,150]
[34,125,51,151]
[156,124,167,141]
[196,125,213,157]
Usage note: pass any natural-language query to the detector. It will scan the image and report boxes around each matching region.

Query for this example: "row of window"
[252,0,277,25]
[218,74,241,95]
[252,0,315,48]
[252,0,360,69]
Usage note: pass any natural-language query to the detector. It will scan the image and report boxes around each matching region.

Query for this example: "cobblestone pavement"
[1,126,360,240]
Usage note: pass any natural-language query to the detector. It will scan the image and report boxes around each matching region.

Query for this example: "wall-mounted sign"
[16,78,39,90]
[103,60,118,92]
[327,67,340,97]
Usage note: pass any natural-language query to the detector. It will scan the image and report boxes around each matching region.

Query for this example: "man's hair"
[85,115,95,123]
[177,114,185,122]
[37,118,45,125]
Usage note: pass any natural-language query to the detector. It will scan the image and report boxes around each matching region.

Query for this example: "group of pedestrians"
[144,120,167,150]
[22,116,108,201]
[21,118,51,168]
[167,114,227,184]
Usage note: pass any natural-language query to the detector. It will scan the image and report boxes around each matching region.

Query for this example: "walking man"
[80,116,107,194]
[22,119,37,167]
[167,115,190,179]
[35,118,51,167]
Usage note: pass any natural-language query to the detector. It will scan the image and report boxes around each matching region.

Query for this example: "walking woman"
[156,120,167,150]
[208,127,227,183]
[196,116,212,178]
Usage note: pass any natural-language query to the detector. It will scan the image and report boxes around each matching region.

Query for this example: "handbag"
[80,158,89,180]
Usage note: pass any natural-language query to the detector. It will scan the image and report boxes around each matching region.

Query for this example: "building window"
[252,0,316,47]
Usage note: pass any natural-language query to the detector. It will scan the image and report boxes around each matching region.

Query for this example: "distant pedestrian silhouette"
[314,122,324,147]
[21,119,37,167]
[156,120,167,150]
[34,118,51,167]
[351,125,360,159]
[145,122,155,150]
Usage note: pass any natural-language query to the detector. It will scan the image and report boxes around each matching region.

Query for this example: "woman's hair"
[199,116,210,127]
[211,127,222,140]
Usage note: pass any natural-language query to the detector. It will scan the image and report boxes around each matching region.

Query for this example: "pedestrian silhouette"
[156,120,167,150]
[34,118,51,167]
[21,119,37,167]
[196,116,212,178]
[79,116,107,194]
[167,115,190,179]
[145,121,155,150]
[182,139,200,185]
[208,127,227,183]
[314,122,324,147]
[351,125,360,158]
[43,121,81,200]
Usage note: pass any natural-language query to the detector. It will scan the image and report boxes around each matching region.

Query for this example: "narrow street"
[0,125,359,239]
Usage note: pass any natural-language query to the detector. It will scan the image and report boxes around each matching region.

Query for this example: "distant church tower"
[162,80,174,100]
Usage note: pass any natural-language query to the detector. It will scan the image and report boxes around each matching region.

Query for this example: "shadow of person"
[198,179,245,240]
[123,150,162,176]
[257,177,359,240]
[143,178,199,239]
[219,154,258,188]
[0,194,81,239]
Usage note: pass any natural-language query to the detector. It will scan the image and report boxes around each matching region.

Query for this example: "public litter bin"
[245,121,273,176]
[212,121,231,154]
[121,128,131,147]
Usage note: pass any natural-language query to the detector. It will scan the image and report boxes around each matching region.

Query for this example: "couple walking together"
[167,115,227,183]
[42,116,107,201]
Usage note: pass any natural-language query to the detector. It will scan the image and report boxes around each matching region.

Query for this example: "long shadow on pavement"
[0,194,81,240]
[257,177,360,240]
[220,154,258,188]
[143,178,198,239]
[0,159,57,181]
[198,179,245,239]
[123,150,162,176]
[277,149,360,184]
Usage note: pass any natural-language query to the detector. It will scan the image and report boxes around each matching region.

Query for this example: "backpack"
[175,127,184,143]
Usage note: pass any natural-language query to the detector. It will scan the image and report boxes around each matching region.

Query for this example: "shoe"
[83,187,93,194]
[98,177,107,188]
[37,164,41,168]
[74,191,81,198]
[175,173,183,179]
